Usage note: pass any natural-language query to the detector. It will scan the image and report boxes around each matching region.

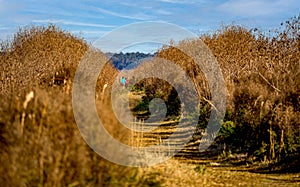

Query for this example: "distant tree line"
[106,52,157,70]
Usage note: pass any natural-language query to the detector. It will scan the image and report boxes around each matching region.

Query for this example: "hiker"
[120,76,126,86]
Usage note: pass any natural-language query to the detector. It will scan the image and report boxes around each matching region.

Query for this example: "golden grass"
[0,15,299,186]
[141,158,300,187]
[156,19,300,162]
[0,25,156,186]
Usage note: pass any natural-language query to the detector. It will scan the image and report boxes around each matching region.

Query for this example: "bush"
[0,25,159,186]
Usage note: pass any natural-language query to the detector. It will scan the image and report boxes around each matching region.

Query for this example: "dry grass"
[0,25,158,186]
[140,158,300,187]
[156,16,300,162]
[0,14,299,186]
[0,25,88,95]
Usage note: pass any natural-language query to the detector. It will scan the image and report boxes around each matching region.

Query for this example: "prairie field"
[0,15,299,186]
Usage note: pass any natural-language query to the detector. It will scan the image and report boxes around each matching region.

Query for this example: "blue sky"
[0,0,299,52]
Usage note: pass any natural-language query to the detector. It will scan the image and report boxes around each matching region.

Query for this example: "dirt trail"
[139,158,300,186]
[128,92,299,186]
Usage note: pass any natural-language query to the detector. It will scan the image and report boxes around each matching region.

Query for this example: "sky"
[0,0,299,52]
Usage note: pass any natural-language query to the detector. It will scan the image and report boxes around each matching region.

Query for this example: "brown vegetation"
[156,15,300,164]
[0,25,155,186]
[0,15,299,186]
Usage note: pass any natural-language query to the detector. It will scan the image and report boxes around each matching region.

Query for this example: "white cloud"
[0,26,9,30]
[93,22,196,53]
[155,0,202,4]
[95,7,153,21]
[218,0,298,17]
[32,19,116,28]
[155,9,173,15]
[70,30,109,41]
[71,30,108,34]
[0,0,26,15]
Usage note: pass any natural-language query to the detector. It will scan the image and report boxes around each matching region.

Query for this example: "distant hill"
[106,52,157,70]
